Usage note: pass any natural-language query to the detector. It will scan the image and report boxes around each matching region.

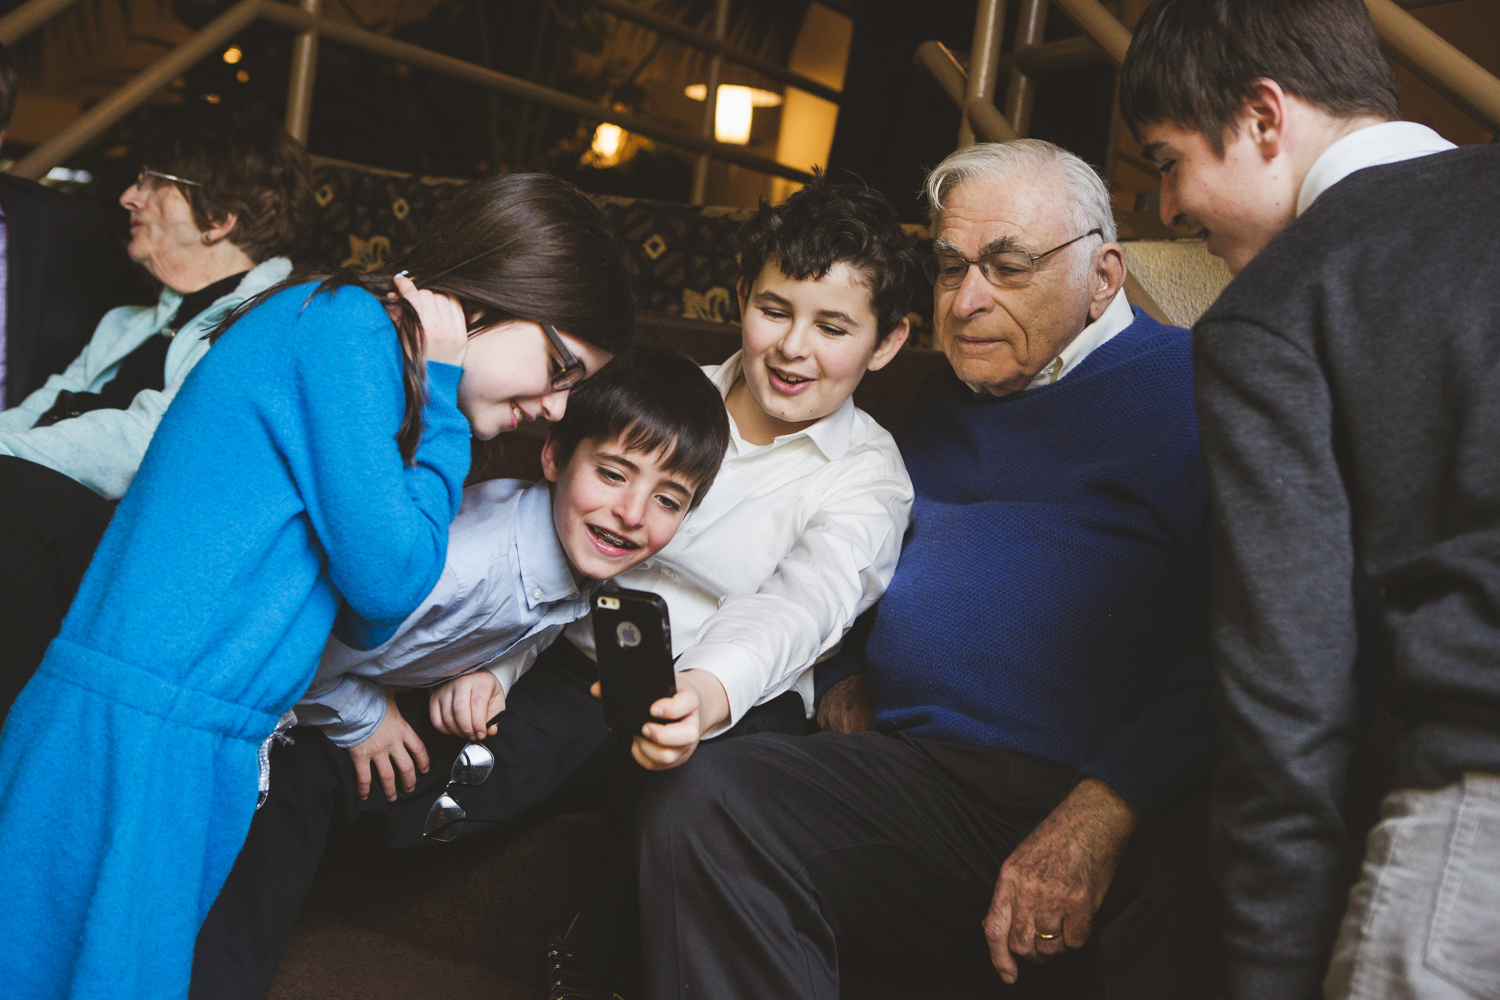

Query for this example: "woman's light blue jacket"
[0,256,291,499]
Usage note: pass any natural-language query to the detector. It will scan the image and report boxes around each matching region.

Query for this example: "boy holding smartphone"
[297,350,729,799]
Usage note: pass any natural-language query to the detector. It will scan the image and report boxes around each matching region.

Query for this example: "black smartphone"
[591,586,677,737]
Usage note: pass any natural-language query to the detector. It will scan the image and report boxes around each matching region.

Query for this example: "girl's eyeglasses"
[542,323,587,391]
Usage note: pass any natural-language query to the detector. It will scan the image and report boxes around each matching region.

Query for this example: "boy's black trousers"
[634,731,1223,1000]
[189,639,807,1000]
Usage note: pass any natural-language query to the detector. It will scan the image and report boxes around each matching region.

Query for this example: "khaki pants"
[1326,773,1500,1000]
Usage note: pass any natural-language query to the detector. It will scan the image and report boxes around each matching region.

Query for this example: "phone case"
[590,586,677,736]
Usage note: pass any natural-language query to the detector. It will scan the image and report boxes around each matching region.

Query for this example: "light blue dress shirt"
[298,477,593,746]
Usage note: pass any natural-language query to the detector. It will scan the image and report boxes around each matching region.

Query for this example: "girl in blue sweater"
[0,173,633,999]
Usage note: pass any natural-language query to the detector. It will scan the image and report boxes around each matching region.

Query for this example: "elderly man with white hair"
[630,139,1221,1000]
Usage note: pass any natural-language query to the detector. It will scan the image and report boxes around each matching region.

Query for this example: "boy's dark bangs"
[616,416,722,496]
[1120,0,1400,151]
[551,350,730,510]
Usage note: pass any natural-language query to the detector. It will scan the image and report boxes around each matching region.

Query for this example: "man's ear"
[736,277,752,321]
[1240,78,1291,162]
[540,431,564,483]
[866,317,910,373]
[1089,244,1126,322]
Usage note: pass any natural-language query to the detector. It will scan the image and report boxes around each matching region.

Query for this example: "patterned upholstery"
[308,162,934,344]
[310,163,750,325]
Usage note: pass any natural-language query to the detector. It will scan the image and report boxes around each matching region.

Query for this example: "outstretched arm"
[676,444,912,733]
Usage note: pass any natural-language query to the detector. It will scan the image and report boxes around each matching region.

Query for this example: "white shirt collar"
[1022,288,1135,390]
[1297,121,1455,217]
[709,350,857,461]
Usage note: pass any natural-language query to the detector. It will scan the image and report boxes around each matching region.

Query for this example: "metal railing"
[915,0,1500,326]
[1,0,833,191]
[921,0,1500,150]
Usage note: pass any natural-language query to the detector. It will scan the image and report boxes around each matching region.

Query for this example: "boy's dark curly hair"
[736,173,920,342]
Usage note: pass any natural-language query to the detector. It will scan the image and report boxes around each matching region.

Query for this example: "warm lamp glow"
[713,87,752,144]
[684,84,783,145]
[590,123,626,165]
[222,46,242,65]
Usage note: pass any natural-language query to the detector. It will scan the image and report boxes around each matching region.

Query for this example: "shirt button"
[531,588,542,600]
[664,569,678,580]
[730,460,742,471]
[685,527,697,535]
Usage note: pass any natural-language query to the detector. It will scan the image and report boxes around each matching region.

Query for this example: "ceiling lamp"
[589,123,628,168]
[684,84,782,145]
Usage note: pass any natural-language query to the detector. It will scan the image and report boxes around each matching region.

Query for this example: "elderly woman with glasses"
[0,105,312,720]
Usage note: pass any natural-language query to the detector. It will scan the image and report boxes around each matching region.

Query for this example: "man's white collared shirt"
[1297,120,1455,217]
[563,351,914,732]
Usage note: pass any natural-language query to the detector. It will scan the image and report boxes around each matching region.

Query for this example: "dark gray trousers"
[635,731,1221,1000]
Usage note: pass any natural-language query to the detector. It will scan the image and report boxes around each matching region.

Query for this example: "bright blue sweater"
[860,309,1216,820]
[0,281,471,999]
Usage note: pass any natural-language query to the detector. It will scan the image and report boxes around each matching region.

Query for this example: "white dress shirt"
[298,479,594,746]
[1025,288,1136,389]
[562,352,914,733]
[1297,120,1455,217]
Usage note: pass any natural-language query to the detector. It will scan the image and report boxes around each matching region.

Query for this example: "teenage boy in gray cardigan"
[1120,3,1498,999]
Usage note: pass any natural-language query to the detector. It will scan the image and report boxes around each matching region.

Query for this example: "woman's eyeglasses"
[137,167,202,189]
[542,323,587,391]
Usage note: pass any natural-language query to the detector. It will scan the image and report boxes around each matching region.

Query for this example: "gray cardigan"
[1194,144,1500,1000]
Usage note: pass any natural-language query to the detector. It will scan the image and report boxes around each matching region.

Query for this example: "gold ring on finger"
[1036,932,1060,940]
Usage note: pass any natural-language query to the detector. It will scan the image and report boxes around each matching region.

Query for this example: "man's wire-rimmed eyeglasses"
[923,228,1104,290]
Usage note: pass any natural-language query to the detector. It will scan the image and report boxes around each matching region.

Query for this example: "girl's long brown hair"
[213,173,635,462]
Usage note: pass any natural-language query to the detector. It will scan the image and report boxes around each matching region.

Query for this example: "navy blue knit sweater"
[853,309,1216,820]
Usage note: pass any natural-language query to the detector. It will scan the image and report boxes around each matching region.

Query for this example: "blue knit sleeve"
[1075,372,1219,823]
[1074,636,1218,822]
[285,287,471,638]
[814,639,864,707]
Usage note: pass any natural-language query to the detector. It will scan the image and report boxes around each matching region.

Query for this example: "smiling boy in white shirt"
[551,178,921,996]
[565,180,919,775]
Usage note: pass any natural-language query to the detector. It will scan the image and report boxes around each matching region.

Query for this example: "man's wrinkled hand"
[347,691,430,802]
[982,778,1137,984]
[816,673,874,734]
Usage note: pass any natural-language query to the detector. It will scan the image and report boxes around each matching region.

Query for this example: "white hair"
[923,139,1117,247]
